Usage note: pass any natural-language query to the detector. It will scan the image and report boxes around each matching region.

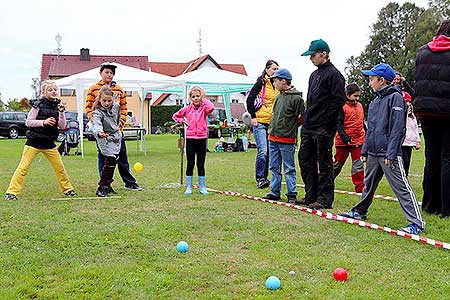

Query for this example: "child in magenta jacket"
[173,86,214,195]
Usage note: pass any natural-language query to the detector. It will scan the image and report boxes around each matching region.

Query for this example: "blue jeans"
[253,123,269,182]
[268,141,297,197]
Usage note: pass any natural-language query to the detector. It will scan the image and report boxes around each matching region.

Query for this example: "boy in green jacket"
[264,68,305,203]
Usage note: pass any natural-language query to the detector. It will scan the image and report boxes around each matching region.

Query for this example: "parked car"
[0,111,28,139]
[64,111,89,128]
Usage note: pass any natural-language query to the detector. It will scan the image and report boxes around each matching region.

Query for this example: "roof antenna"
[55,33,62,56]
[196,29,203,57]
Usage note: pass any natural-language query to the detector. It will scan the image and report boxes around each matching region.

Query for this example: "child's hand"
[384,159,392,167]
[58,101,66,112]
[415,142,421,150]
[98,132,108,138]
[43,117,56,126]
[360,156,367,163]
[342,135,352,145]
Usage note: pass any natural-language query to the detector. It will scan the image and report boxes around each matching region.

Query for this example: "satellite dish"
[242,112,251,126]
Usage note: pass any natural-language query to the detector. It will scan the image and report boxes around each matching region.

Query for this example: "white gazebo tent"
[54,63,185,157]
[152,66,256,122]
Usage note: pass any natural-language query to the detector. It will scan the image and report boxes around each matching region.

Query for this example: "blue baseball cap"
[361,63,396,82]
[270,68,292,81]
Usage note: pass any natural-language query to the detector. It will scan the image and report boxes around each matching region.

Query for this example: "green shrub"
[151,105,182,127]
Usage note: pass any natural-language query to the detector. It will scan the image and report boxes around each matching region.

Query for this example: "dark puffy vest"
[26,98,60,149]
[414,45,450,118]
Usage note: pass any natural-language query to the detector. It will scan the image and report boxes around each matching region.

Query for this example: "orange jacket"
[335,101,365,147]
[85,80,128,130]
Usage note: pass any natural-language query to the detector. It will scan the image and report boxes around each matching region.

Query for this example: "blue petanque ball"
[265,276,281,290]
[176,241,189,252]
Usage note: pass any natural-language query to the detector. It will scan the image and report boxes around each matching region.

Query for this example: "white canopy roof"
[55,62,184,91]
[53,63,185,157]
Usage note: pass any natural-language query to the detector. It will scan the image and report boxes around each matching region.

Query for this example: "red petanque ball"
[333,268,348,281]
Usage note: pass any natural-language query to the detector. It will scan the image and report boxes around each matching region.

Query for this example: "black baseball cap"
[100,62,117,74]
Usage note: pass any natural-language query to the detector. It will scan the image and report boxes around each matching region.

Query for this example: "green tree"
[5,98,24,111]
[429,0,450,19]
[345,2,424,106]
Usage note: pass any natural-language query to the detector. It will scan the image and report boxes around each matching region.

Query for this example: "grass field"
[0,134,449,299]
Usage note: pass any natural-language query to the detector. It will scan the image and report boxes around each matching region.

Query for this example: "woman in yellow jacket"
[246,60,279,188]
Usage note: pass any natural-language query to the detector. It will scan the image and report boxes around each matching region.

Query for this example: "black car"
[0,111,28,139]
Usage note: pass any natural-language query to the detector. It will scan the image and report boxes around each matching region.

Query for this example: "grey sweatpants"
[352,155,425,230]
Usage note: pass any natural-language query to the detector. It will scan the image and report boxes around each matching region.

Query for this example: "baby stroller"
[58,120,80,156]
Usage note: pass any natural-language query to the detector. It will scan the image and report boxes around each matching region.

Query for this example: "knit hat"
[402,91,412,102]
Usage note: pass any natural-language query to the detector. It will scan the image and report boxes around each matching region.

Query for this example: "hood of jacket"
[428,35,450,52]
[280,86,302,96]
[374,84,401,99]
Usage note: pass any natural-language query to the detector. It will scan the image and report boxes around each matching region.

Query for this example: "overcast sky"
[0,0,429,102]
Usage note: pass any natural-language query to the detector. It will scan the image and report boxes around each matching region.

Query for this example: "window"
[175,99,183,105]
[3,113,14,120]
[17,114,27,121]
[125,91,133,97]
[60,89,76,96]
[231,99,239,104]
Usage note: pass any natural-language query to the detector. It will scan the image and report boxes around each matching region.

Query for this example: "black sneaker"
[64,190,77,197]
[96,186,109,197]
[295,198,314,206]
[287,195,297,204]
[4,193,17,201]
[308,201,332,210]
[264,193,281,201]
[125,183,142,191]
[257,179,270,189]
[106,186,117,194]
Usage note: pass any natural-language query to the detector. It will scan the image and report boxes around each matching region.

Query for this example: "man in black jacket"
[298,39,346,209]
[414,20,450,217]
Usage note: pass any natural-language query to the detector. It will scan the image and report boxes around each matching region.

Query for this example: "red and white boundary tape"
[290,183,422,206]
[202,186,450,251]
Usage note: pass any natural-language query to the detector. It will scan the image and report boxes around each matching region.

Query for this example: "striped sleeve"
[114,85,128,130]
[85,85,98,122]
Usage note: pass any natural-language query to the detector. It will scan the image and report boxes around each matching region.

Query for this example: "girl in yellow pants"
[5,80,76,200]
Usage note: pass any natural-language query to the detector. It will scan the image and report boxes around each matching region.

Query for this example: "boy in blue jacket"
[340,63,425,234]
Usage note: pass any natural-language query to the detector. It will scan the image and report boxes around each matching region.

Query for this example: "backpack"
[235,137,244,152]
[245,83,266,111]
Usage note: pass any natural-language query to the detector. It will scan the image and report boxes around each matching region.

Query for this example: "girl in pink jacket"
[172,86,214,195]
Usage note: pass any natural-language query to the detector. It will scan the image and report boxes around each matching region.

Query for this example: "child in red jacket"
[333,83,366,192]
[173,86,214,195]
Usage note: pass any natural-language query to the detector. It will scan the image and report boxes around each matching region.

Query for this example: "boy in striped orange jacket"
[85,62,141,192]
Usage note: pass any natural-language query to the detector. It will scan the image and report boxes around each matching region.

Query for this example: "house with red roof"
[41,49,248,131]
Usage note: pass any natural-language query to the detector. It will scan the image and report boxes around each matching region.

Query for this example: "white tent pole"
[140,88,146,154]
[75,81,85,158]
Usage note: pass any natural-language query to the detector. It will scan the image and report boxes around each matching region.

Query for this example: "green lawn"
[0,135,449,300]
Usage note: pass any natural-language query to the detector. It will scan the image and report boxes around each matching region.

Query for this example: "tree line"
[345,0,450,106]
